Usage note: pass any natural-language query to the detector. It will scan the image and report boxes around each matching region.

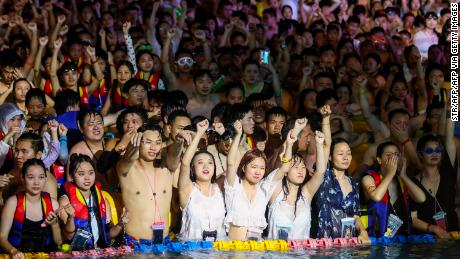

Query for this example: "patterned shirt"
[314,167,360,238]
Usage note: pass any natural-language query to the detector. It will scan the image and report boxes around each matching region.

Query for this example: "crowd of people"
[0,0,457,257]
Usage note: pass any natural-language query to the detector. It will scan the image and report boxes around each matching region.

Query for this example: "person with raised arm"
[116,123,183,247]
[178,119,225,241]
[267,117,328,240]
[225,120,287,241]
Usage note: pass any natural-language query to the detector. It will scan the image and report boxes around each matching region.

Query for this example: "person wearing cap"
[413,12,439,60]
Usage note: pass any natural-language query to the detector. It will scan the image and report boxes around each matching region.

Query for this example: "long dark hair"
[190,150,217,183]
[281,153,308,217]
[21,158,46,177]
[68,153,96,180]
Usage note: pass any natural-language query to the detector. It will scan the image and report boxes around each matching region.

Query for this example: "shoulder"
[69,141,87,154]
[4,194,18,208]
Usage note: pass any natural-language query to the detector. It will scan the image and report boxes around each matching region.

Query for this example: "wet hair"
[21,158,46,177]
[135,50,155,65]
[265,106,287,122]
[252,126,267,143]
[25,88,47,107]
[425,64,444,80]
[388,108,410,123]
[167,110,191,125]
[231,10,248,23]
[161,101,186,123]
[77,109,103,128]
[364,52,382,64]
[314,72,336,86]
[190,150,217,183]
[168,90,188,107]
[0,49,22,68]
[211,103,231,123]
[193,69,212,83]
[137,122,166,141]
[117,60,135,75]
[17,132,44,154]
[242,59,260,72]
[54,89,80,115]
[58,62,78,78]
[68,153,96,178]
[148,89,169,105]
[225,82,244,97]
[376,141,399,158]
[227,103,251,124]
[116,106,148,134]
[319,45,336,56]
[298,89,317,117]
[330,138,349,158]
[122,78,149,93]
[316,89,338,108]
[236,149,267,178]
[282,152,307,217]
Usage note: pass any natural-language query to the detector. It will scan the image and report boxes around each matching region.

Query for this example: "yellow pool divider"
[213,240,288,252]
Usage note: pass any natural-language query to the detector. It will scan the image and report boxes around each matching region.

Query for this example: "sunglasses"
[62,68,77,73]
[176,57,195,66]
[418,146,442,154]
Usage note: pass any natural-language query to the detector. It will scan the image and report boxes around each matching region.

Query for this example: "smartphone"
[353,39,361,50]
[260,50,270,64]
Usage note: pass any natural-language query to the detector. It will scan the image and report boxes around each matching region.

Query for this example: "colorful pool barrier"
[0,235,441,257]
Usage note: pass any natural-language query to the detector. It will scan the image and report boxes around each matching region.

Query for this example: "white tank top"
[224,170,278,232]
[179,184,226,241]
[267,190,311,240]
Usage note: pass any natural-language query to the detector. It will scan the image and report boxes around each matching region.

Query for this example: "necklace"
[84,140,105,163]
[216,151,226,175]
[420,169,440,195]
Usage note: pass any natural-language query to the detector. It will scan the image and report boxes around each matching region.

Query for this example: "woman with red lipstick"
[411,115,458,237]
[0,159,62,258]
[58,154,128,249]
[178,120,226,241]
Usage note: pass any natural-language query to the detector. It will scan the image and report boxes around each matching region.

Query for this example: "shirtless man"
[161,28,195,97]
[117,124,184,245]
[186,70,220,118]
[67,110,105,181]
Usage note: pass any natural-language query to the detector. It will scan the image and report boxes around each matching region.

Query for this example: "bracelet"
[401,138,410,146]
[281,157,291,163]
[91,59,98,65]
[64,228,76,234]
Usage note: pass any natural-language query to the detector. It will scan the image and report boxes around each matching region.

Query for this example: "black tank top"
[19,201,52,252]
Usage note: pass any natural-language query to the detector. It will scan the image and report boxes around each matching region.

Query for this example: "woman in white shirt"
[267,124,328,240]
[178,120,226,241]
[413,12,439,59]
[225,119,303,241]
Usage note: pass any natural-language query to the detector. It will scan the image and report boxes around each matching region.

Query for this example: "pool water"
[113,240,460,258]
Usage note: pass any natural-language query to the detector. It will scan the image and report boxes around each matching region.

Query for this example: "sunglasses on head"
[418,146,442,154]
[176,57,195,66]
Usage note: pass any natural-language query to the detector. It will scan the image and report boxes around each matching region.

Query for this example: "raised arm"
[399,158,425,203]
[33,36,48,87]
[49,15,66,50]
[23,22,38,77]
[50,39,63,97]
[122,21,138,74]
[319,105,332,158]
[116,133,142,177]
[226,120,243,187]
[179,120,208,208]
[304,131,327,197]
[161,28,177,86]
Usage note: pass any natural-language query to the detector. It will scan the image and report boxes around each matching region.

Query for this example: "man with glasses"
[161,28,196,98]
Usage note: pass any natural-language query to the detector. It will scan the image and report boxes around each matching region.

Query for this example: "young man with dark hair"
[186,70,220,118]
[1,130,59,205]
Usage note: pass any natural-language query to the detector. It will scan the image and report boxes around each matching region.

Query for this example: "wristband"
[401,138,410,146]
[91,59,98,65]
[281,157,291,164]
